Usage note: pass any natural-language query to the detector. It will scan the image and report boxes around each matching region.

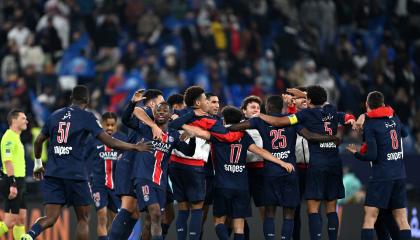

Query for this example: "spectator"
[7,20,31,49]
[1,40,20,81]
[95,13,120,49]
[36,2,70,48]
[36,16,62,62]
[137,8,161,39]
[19,34,45,73]
[157,46,184,90]
[105,64,127,112]
[257,49,276,93]
[37,86,56,110]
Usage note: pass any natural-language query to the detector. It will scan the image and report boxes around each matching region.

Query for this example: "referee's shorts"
[0,175,27,214]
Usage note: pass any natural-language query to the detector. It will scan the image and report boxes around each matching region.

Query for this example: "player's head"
[167,94,185,111]
[306,85,327,107]
[184,86,209,112]
[143,89,164,109]
[206,93,220,116]
[265,95,283,115]
[366,91,385,111]
[294,87,308,110]
[241,95,262,118]
[70,85,90,107]
[153,102,173,125]
[221,106,243,125]
[101,112,118,135]
[7,109,28,131]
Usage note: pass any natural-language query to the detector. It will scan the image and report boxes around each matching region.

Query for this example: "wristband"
[34,158,43,168]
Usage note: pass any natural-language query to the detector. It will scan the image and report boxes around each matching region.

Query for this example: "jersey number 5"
[57,122,71,144]
[270,129,287,149]
[390,129,399,150]
[324,122,333,135]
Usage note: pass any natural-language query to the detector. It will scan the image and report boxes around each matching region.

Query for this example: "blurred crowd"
[0,0,419,153]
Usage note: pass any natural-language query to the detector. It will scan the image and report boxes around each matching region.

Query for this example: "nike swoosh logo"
[96,145,103,149]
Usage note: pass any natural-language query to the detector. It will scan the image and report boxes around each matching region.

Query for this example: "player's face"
[196,93,210,112]
[243,102,260,118]
[207,96,220,115]
[154,104,172,125]
[294,97,307,110]
[102,118,117,135]
[150,95,165,109]
[15,113,28,131]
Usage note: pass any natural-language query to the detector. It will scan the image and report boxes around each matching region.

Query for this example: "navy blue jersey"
[295,104,344,167]
[132,124,195,188]
[210,132,254,191]
[249,114,297,176]
[362,116,407,181]
[87,132,127,189]
[41,106,104,180]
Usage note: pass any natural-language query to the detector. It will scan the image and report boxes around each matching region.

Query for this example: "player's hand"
[353,114,365,131]
[346,144,358,154]
[281,162,295,173]
[151,124,163,141]
[33,166,45,181]
[345,119,355,126]
[131,89,146,103]
[282,94,294,106]
[8,186,17,200]
[286,88,307,99]
[180,131,191,141]
[332,135,342,146]
[135,141,154,153]
[171,114,180,120]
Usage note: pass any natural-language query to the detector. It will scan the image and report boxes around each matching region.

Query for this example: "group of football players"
[18,84,411,240]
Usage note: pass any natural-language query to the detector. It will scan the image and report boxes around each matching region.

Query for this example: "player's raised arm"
[97,132,153,153]
[259,113,297,128]
[346,126,378,162]
[121,101,140,130]
[298,128,340,144]
[248,144,294,173]
[174,136,197,157]
[227,120,252,131]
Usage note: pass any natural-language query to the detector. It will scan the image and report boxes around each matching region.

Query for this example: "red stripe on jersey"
[170,155,205,167]
[105,159,113,189]
[152,133,168,185]
[211,131,244,142]
[189,118,217,130]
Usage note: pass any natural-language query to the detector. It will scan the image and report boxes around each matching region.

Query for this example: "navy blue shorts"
[305,166,344,201]
[166,184,174,205]
[169,163,205,203]
[365,179,407,210]
[42,176,92,206]
[204,176,215,205]
[264,174,300,208]
[115,159,136,197]
[213,188,252,219]
[248,168,265,207]
[134,179,166,212]
[91,186,121,213]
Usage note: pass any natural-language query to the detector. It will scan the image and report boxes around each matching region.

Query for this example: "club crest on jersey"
[169,136,174,143]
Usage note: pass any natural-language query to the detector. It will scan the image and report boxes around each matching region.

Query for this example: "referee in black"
[0,109,28,239]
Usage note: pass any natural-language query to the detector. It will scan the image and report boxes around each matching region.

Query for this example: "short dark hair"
[205,92,216,99]
[7,109,24,126]
[367,91,384,109]
[184,86,205,107]
[221,106,243,124]
[142,89,163,105]
[101,112,118,121]
[167,94,184,107]
[265,95,283,114]
[156,102,173,113]
[240,95,262,110]
[71,85,89,104]
[307,85,327,105]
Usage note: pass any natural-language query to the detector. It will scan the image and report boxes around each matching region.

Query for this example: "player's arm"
[182,125,211,140]
[33,133,49,180]
[121,101,140,130]
[259,114,297,128]
[337,111,356,125]
[97,132,153,153]
[227,120,252,131]
[175,137,197,157]
[298,128,340,143]
[168,111,195,130]
[346,125,377,161]
[248,144,294,173]
[133,107,164,140]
